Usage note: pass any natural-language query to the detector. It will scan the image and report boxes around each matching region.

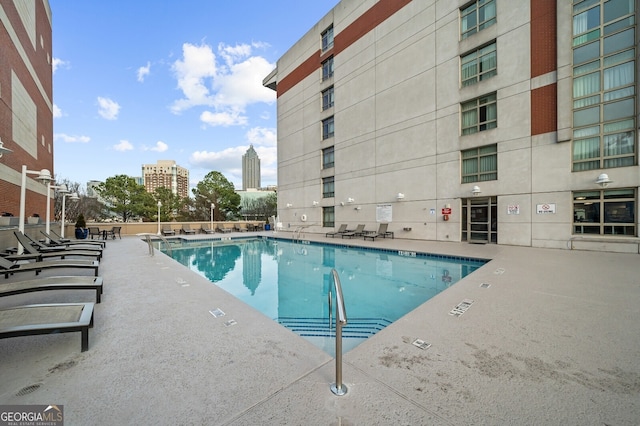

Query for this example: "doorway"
[462,197,497,243]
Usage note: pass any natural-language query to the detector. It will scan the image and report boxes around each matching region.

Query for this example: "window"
[323,206,335,227]
[461,93,497,135]
[461,42,497,87]
[322,25,334,51]
[322,56,334,80]
[573,188,636,236]
[572,0,636,172]
[461,144,497,183]
[322,176,335,198]
[322,86,334,110]
[461,0,496,39]
[322,116,334,139]
[322,146,335,169]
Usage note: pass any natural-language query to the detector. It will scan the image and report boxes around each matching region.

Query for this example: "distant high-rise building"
[142,160,189,199]
[242,145,260,190]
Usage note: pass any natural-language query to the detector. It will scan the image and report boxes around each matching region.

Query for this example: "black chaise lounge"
[0,256,99,279]
[341,224,366,239]
[161,225,175,236]
[49,229,106,248]
[0,302,95,352]
[0,276,103,303]
[41,231,107,249]
[180,224,196,235]
[326,224,348,238]
[12,231,102,261]
[363,223,395,241]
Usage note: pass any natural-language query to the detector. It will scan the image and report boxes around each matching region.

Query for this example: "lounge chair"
[161,225,175,236]
[341,224,366,239]
[41,231,106,249]
[13,232,102,261]
[0,276,103,303]
[0,302,94,352]
[49,230,106,248]
[180,224,196,235]
[234,223,248,232]
[363,223,394,241]
[200,225,215,234]
[217,223,233,233]
[326,224,348,238]
[0,256,99,279]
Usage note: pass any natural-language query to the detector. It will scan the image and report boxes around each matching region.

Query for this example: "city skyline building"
[264,0,638,253]
[242,144,261,190]
[141,160,189,199]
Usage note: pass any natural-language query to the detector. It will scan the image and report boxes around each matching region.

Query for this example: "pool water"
[164,238,486,355]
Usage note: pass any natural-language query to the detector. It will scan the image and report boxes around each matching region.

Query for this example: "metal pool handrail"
[137,233,173,257]
[329,268,348,396]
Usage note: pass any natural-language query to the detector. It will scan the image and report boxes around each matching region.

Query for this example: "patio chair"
[341,224,366,239]
[217,223,232,233]
[0,302,95,352]
[161,225,175,236]
[234,223,249,232]
[0,256,99,279]
[326,224,348,238]
[180,224,196,235]
[41,231,106,249]
[200,225,215,234]
[105,226,121,239]
[363,223,394,241]
[88,227,103,240]
[0,276,103,303]
[12,232,102,261]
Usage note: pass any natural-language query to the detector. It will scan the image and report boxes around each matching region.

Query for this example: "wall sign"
[376,204,392,222]
[507,204,520,215]
[536,203,556,214]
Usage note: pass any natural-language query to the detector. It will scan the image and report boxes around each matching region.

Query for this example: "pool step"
[278,317,392,339]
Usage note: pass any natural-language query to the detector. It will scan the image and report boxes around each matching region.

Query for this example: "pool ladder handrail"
[138,233,173,257]
[329,268,348,396]
[293,224,313,242]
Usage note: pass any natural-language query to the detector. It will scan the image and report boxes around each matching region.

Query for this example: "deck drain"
[412,339,431,350]
[209,308,225,318]
[16,383,41,396]
[449,299,474,317]
[224,319,237,327]
[480,283,491,288]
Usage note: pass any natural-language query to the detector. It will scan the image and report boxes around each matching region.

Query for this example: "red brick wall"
[530,0,557,136]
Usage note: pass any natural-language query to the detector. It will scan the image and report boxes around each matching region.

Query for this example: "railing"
[328,268,348,396]
[138,233,173,257]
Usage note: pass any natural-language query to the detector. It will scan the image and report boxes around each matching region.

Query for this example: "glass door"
[462,197,497,243]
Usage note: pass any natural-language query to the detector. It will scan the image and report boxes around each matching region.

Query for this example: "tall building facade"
[242,144,261,190]
[141,160,189,199]
[264,0,639,253]
[0,0,54,219]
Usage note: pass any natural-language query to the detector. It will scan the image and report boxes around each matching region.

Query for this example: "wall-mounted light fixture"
[340,202,345,206]
[354,206,361,211]
[0,137,12,158]
[595,173,612,188]
[471,185,481,196]
[312,201,319,206]
[396,192,405,200]
[286,203,293,208]
[347,197,355,203]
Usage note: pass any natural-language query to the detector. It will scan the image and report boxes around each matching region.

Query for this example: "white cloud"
[246,127,276,147]
[54,133,90,143]
[52,57,68,74]
[170,42,275,127]
[142,141,169,152]
[97,97,120,120]
[113,140,133,151]
[53,104,63,118]
[137,62,151,82]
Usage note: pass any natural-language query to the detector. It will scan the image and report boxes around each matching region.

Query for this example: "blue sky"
[51,0,339,192]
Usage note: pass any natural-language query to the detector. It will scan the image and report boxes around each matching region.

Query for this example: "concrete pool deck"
[0,232,638,425]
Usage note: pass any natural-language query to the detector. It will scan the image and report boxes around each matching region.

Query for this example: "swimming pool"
[162,238,487,355]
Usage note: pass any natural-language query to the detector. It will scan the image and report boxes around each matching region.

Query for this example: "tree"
[240,192,277,221]
[192,171,240,220]
[95,175,151,222]
[153,187,185,222]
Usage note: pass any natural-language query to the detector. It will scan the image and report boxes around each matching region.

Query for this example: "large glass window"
[322,176,335,198]
[461,0,496,39]
[322,146,335,169]
[322,116,334,140]
[461,93,497,135]
[322,86,334,110]
[322,25,334,52]
[573,188,636,236]
[322,206,335,227]
[462,144,497,183]
[461,42,497,87]
[322,56,334,81]
[572,0,636,171]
